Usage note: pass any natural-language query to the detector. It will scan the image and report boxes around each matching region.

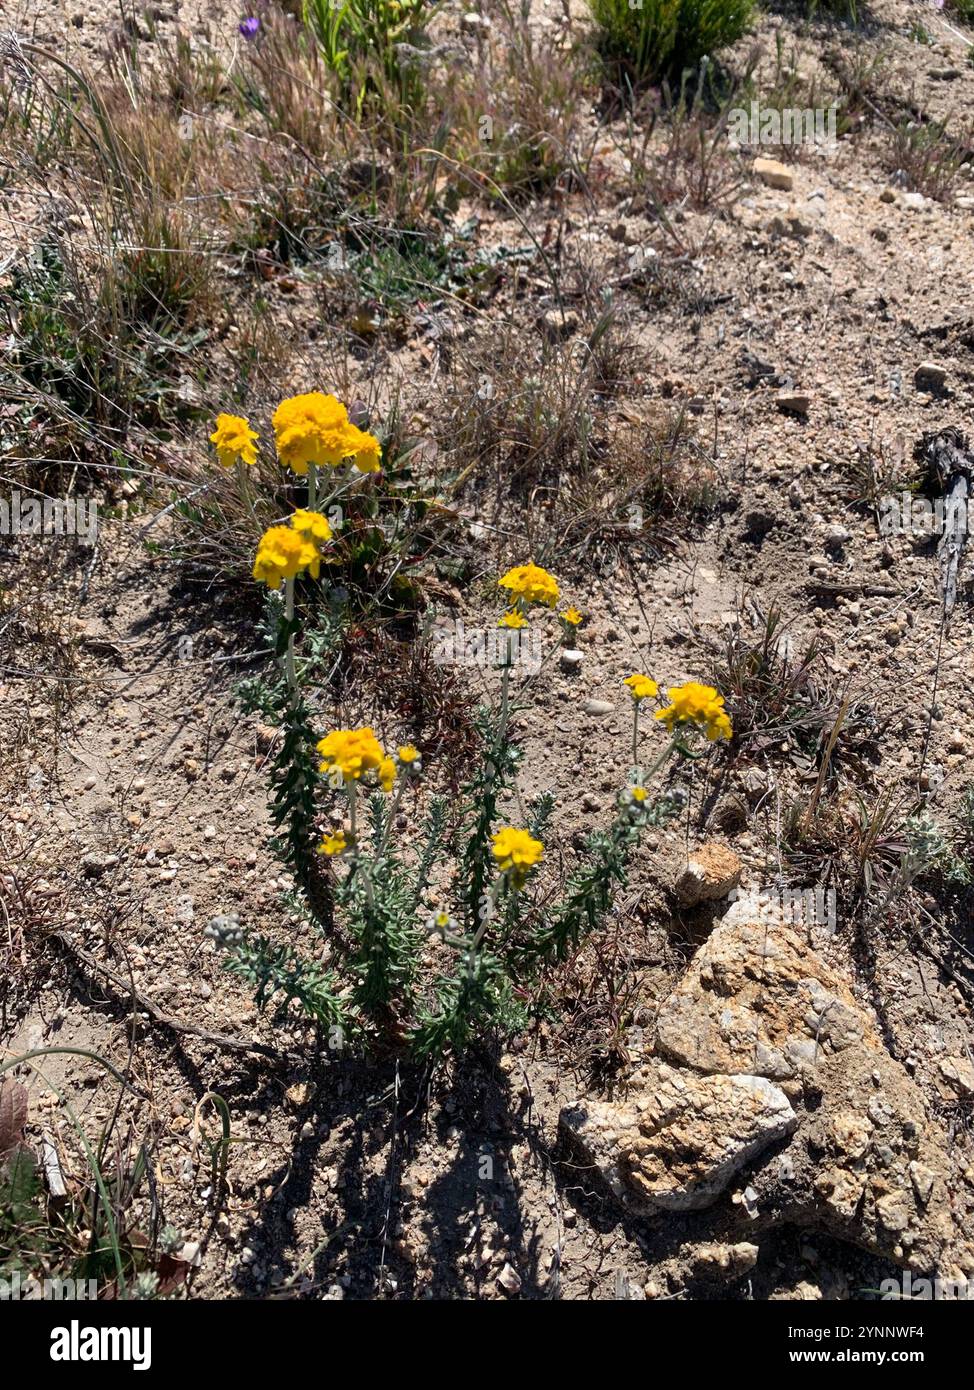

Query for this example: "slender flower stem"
[284,576,296,689]
[631,701,640,772]
[499,652,512,745]
[236,459,258,532]
[469,874,505,965]
[307,462,318,512]
[378,774,406,857]
[346,779,375,906]
[643,736,679,782]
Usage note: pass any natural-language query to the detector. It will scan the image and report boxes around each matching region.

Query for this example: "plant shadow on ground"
[223,1052,550,1299]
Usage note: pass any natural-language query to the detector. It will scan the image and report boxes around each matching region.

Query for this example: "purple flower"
[239,17,260,39]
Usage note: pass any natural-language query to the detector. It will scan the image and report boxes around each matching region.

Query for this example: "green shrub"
[302,0,435,113]
[587,0,753,85]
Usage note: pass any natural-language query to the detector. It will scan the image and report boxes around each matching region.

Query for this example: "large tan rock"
[652,897,967,1273]
[560,1060,796,1215]
[561,896,974,1277]
[655,896,876,1079]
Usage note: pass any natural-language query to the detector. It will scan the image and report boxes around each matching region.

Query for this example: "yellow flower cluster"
[290,508,333,545]
[272,393,381,476]
[397,744,421,774]
[497,609,527,630]
[252,509,334,588]
[210,413,259,468]
[318,830,352,857]
[317,727,397,791]
[491,826,544,889]
[252,525,321,588]
[623,673,659,702]
[498,563,559,609]
[655,682,733,742]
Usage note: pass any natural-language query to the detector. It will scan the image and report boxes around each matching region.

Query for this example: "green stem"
[378,773,406,857]
[308,462,318,512]
[499,656,512,744]
[632,701,640,773]
[346,780,377,908]
[237,459,258,531]
[284,576,296,689]
[469,874,505,965]
[642,735,679,783]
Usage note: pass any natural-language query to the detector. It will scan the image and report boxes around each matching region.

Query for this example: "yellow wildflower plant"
[561,607,583,627]
[498,563,559,609]
[252,525,321,588]
[491,826,544,890]
[272,392,381,475]
[654,681,733,742]
[379,756,397,794]
[316,727,386,782]
[210,412,259,468]
[623,673,659,702]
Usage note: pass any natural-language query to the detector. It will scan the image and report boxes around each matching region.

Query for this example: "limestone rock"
[782,1046,958,1272]
[560,1060,796,1215]
[939,1055,974,1098]
[776,391,810,417]
[81,851,120,876]
[689,1241,760,1276]
[656,895,876,1079]
[563,897,971,1275]
[754,157,794,191]
[674,842,743,906]
[651,897,967,1271]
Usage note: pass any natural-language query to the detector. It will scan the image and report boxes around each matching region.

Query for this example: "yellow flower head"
[253,525,321,588]
[345,422,382,474]
[379,755,397,794]
[397,744,420,765]
[491,826,544,889]
[498,609,528,629]
[630,785,648,802]
[498,563,559,609]
[290,508,333,546]
[272,392,379,475]
[317,727,386,782]
[654,681,733,742]
[624,673,659,702]
[318,830,352,857]
[561,607,583,627]
[211,413,259,468]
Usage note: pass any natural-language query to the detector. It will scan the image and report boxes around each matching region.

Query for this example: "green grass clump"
[587,0,753,86]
